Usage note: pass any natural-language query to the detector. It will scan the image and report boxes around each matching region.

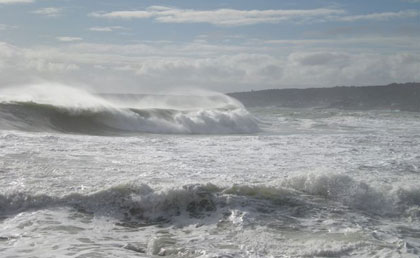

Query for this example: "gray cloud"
[89,26,125,32]
[293,52,351,67]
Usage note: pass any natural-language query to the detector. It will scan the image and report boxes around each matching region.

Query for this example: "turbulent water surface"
[1,84,420,257]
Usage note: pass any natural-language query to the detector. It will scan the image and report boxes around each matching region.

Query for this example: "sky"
[0,0,419,93]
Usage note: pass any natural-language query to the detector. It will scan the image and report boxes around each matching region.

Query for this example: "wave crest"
[0,83,259,135]
[2,175,420,221]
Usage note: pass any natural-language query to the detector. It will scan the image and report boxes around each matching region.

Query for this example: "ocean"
[1,84,420,257]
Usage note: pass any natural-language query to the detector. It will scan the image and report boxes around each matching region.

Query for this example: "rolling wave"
[0,84,259,135]
[1,174,419,222]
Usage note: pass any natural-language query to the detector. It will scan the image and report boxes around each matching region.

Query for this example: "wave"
[1,174,420,222]
[0,83,259,135]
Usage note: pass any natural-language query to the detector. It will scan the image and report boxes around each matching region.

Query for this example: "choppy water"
[1,84,420,257]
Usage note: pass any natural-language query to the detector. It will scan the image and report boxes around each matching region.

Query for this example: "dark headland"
[228,83,420,112]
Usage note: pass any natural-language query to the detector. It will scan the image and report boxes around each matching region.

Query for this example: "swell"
[1,174,420,222]
[0,101,259,135]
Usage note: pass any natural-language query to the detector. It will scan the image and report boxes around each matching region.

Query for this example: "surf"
[2,174,419,221]
[0,83,260,135]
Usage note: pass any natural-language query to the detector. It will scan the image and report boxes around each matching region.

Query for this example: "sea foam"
[0,83,259,134]
[1,174,419,221]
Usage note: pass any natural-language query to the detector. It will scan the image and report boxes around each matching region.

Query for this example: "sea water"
[1,84,420,257]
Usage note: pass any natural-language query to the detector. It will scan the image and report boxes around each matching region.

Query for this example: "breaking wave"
[1,174,420,222]
[0,83,259,135]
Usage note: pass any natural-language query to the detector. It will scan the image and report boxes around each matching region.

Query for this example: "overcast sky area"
[0,0,419,93]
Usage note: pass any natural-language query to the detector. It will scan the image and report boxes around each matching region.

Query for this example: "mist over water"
[0,83,259,134]
[1,84,420,257]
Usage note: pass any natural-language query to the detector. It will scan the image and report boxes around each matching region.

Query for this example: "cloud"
[91,6,420,26]
[0,0,33,4]
[0,40,419,92]
[32,7,62,17]
[90,6,345,26]
[283,52,420,87]
[0,24,17,30]
[56,37,83,42]
[265,36,420,50]
[402,0,420,3]
[292,52,351,67]
[89,26,125,32]
[338,10,420,22]
[0,42,80,79]
[90,10,153,19]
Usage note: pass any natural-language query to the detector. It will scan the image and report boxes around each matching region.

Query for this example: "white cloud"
[0,0,33,4]
[0,42,80,78]
[91,6,420,26]
[57,37,83,42]
[32,7,62,17]
[0,24,17,30]
[265,36,420,50]
[283,52,420,87]
[90,6,345,26]
[90,10,153,19]
[89,26,125,32]
[338,10,420,22]
[25,59,80,72]
[0,40,419,92]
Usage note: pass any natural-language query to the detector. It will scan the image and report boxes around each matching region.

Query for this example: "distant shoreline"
[227,82,420,112]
